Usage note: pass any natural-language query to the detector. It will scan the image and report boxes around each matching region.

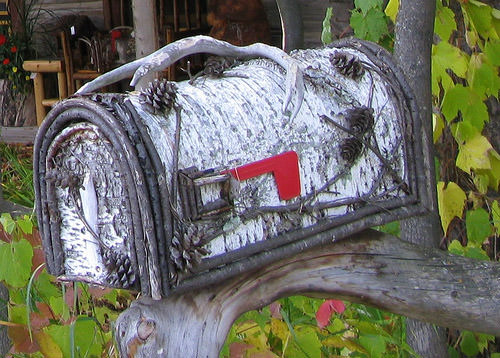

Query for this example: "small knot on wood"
[137,318,156,341]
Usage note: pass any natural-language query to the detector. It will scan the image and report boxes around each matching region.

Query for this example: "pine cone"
[329,52,365,80]
[203,56,240,77]
[346,106,374,135]
[340,137,363,163]
[138,79,177,114]
[103,249,136,288]
[170,226,210,274]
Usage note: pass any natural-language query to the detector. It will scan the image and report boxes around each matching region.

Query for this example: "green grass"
[0,142,34,208]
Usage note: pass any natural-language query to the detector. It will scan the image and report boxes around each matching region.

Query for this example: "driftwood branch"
[76,36,304,118]
[115,230,500,358]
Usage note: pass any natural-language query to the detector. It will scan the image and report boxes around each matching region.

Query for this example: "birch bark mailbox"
[34,36,425,299]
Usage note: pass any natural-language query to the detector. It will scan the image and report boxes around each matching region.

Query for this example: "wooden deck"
[0,126,38,144]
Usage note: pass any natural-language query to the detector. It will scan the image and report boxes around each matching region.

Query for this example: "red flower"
[3,58,10,65]
[0,34,6,46]
[10,46,17,53]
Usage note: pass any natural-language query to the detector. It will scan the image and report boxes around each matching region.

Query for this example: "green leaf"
[17,215,33,235]
[46,325,70,358]
[464,247,490,260]
[484,39,500,66]
[0,239,33,287]
[286,325,321,358]
[321,7,333,45]
[0,213,16,234]
[442,85,489,140]
[435,3,456,42]
[384,0,399,23]
[432,42,469,93]
[375,221,400,236]
[354,0,384,15]
[468,54,500,99]
[476,333,495,353]
[460,331,479,357]
[454,121,478,143]
[437,182,466,234]
[448,240,465,256]
[466,208,491,246]
[449,346,460,358]
[350,7,389,43]
[462,1,496,41]
[34,271,61,303]
[47,317,103,358]
[441,85,469,122]
[456,134,493,172]
[358,334,386,358]
[9,303,28,325]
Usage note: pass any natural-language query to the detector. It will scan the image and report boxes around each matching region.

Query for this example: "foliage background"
[1,0,499,357]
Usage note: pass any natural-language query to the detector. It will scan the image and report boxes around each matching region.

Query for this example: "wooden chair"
[60,31,102,94]
[0,0,10,26]
[22,60,67,126]
[162,0,209,80]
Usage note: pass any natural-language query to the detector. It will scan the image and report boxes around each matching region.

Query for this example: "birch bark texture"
[35,37,424,299]
[31,36,500,358]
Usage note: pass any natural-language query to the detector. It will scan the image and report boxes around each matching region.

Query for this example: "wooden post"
[394,0,448,356]
[275,0,303,51]
[32,73,46,126]
[132,0,159,89]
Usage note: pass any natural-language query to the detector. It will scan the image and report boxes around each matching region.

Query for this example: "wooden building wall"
[32,0,352,49]
[33,0,106,30]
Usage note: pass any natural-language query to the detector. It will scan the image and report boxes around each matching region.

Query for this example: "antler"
[76,35,304,118]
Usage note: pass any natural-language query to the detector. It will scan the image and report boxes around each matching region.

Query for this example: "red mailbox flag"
[228,151,301,200]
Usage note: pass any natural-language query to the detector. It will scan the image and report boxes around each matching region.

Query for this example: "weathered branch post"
[33,36,500,357]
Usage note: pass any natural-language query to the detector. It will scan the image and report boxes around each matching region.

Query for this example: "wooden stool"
[23,60,67,126]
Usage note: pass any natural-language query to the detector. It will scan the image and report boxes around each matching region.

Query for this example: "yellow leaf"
[385,0,399,23]
[35,330,63,358]
[323,336,366,353]
[433,113,445,143]
[456,134,493,172]
[270,318,289,343]
[472,173,489,194]
[487,150,500,190]
[491,200,500,233]
[235,321,268,351]
[247,349,280,358]
[437,182,467,234]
